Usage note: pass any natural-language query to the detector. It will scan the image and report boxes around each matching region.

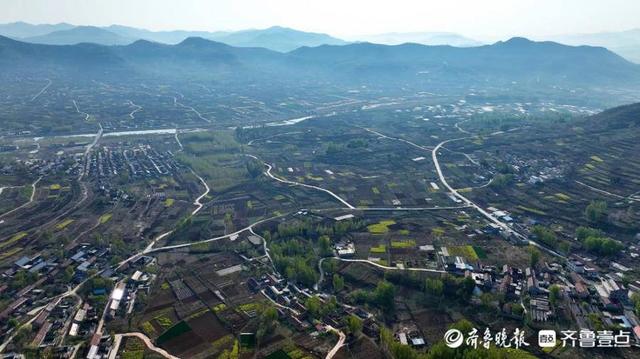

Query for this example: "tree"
[576,226,602,241]
[583,236,623,256]
[257,305,278,341]
[490,173,515,188]
[585,200,607,223]
[7,318,19,328]
[374,281,395,311]
[480,292,495,307]
[532,225,558,249]
[558,241,570,255]
[319,235,332,256]
[332,274,344,293]
[322,258,337,274]
[64,266,75,281]
[13,323,33,350]
[456,277,475,302]
[326,296,338,314]
[305,296,323,319]
[325,142,343,156]
[245,159,263,178]
[632,293,640,317]
[425,278,444,297]
[346,315,363,335]
[529,246,540,268]
[549,285,561,307]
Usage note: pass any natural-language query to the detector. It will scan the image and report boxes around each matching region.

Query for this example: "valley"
[0,21,639,359]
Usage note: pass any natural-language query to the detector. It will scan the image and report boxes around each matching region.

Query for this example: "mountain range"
[0,22,485,52]
[0,21,74,38]
[540,29,640,64]
[23,26,134,46]
[4,22,640,65]
[1,34,638,91]
[351,32,481,47]
[0,22,347,52]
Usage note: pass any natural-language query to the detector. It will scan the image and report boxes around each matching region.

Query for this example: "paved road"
[191,171,210,215]
[336,257,447,273]
[247,131,305,146]
[250,227,278,273]
[174,131,184,151]
[362,126,565,259]
[315,255,447,292]
[116,230,174,269]
[148,214,284,253]
[115,163,212,268]
[72,99,91,122]
[0,186,16,196]
[431,135,563,258]
[347,205,470,212]
[361,127,433,151]
[174,95,211,123]
[575,180,640,203]
[116,213,285,271]
[31,79,52,102]
[245,154,355,209]
[110,333,179,359]
[80,123,103,180]
[126,100,143,120]
[325,325,347,359]
[0,176,42,219]
[315,257,330,291]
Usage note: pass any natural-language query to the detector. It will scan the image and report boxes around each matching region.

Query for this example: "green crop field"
[367,220,396,234]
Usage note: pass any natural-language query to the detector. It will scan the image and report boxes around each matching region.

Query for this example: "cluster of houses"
[68,245,111,283]
[0,254,63,328]
[87,145,180,180]
[248,273,380,343]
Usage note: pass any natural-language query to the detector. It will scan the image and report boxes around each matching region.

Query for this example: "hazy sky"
[1,0,639,40]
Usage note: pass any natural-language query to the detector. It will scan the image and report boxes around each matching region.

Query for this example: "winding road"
[316,256,446,291]
[109,333,179,359]
[126,100,143,120]
[360,126,564,259]
[0,176,42,219]
[173,95,211,123]
[245,154,355,209]
[325,326,346,359]
[191,171,210,215]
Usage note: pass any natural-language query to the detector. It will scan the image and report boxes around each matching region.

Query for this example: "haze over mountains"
[538,29,640,64]
[2,22,640,64]
[23,26,134,46]
[0,22,347,52]
[1,33,638,93]
[350,32,481,47]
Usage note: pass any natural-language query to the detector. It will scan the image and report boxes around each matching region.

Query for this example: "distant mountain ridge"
[23,26,135,45]
[0,22,74,38]
[0,22,346,52]
[353,32,481,47]
[5,22,639,64]
[538,29,640,63]
[288,37,639,85]
[207,26,347,52]
[0,35,638,90]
